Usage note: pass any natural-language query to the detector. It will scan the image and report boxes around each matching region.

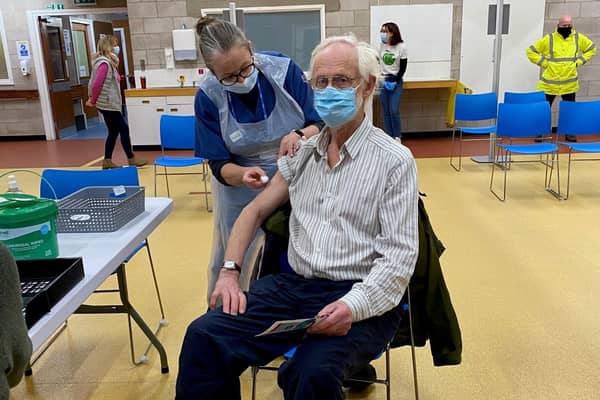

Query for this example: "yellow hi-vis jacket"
[527,29,597,95]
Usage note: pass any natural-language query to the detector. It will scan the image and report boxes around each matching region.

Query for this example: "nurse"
[194,17,323,300]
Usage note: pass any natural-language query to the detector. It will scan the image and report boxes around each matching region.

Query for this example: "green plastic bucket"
[0,193,59,260]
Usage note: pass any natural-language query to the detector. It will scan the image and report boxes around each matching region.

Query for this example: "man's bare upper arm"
[249,171,290,222]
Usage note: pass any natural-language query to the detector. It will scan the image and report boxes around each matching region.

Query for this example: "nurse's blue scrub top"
[194,52,321,161]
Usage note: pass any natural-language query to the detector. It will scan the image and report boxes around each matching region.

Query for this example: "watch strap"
[294,129,304,137]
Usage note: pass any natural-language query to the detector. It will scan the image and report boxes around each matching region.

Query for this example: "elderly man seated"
[176,35,419,400]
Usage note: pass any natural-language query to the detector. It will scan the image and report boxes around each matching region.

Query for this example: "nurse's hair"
[310,34,379,85]
[196,17,250,68]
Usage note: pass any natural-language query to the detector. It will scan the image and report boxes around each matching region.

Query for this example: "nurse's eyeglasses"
[309,75,359,90]
[218,61,256,86]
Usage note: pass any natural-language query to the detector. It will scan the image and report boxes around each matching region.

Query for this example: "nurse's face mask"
[215,55,258,94]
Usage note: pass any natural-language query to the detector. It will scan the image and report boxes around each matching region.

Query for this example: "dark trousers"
[176,273,402,400]
[545,92,576,105]
[380,80,403,139]
[99,109,134,159]
[546,93,576,139]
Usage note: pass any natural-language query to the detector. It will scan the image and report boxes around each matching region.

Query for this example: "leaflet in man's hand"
[255,317,317,337]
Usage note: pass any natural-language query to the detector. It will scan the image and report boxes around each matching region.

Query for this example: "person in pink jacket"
[86,36,146,169]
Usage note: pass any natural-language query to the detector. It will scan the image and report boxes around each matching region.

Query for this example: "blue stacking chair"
[154,114,210,210]
[450,92,498,171]
[490,102,560,201]
[555,100,600,199]
[40,167,168,367]
[504,91,546,104]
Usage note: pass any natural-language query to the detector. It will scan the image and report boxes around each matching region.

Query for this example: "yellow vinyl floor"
[5,155,600,400]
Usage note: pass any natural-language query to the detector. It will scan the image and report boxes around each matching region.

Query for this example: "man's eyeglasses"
[218,61,256,86]
[310,75,359,90]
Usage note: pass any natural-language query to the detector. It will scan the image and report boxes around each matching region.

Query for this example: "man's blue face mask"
[313,86,361,128]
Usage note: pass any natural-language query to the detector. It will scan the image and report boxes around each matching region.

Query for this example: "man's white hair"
[310,34,379,84]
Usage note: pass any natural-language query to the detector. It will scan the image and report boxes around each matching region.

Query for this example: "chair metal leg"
[450,128,462,171]
[385,345,391,400]
[407,286,419,400]
[144,239,166,319]
[202,163,212,212]
[24,321,69,376]
[124,239,170,364]
[545,152,563,200]
[490,146,507,201]
[116,265,170,373]
[566,151,573,199]
[153,164,157,197]
[251,365,259,400]
[164,166,170,198]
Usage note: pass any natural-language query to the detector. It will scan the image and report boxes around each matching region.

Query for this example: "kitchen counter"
[125,88,196,146]
[125,87,199,97]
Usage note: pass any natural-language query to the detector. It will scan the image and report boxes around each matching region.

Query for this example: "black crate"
[18,258,85,328]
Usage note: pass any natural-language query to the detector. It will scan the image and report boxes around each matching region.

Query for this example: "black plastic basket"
[18,257,85,328]
[56,186,145,233]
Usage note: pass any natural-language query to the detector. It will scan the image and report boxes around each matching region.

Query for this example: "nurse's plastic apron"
[202,53,305,300]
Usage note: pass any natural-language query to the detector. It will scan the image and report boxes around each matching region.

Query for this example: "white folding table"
[27,197,173,373]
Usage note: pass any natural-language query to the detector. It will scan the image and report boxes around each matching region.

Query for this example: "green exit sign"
[74,0,97,5]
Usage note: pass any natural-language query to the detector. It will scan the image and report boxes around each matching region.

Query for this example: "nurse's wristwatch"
[293,129,304,138]
[221,260,242,273]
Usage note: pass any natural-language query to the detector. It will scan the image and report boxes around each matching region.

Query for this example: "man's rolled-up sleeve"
[340,157,419,322]
[277,154,299,184]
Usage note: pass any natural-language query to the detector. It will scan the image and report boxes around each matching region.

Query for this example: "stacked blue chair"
[504,91,546,104]
[490,102,560,201]
[555,100,600,199]
[450,92,498,171]
[40,167,168,369]
[154,114,210,211]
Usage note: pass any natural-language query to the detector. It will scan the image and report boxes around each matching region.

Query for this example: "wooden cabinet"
[126,92,195,146]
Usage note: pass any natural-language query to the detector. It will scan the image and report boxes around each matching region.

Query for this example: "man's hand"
[307,301,353,336]
[242,167,268,189]
[278,131,304,159]
[209,269,247,316]
[85,99,95,108]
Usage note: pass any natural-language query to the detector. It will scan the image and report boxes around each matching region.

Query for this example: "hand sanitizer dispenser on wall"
[20,59,31,76]
[172,29,197,61]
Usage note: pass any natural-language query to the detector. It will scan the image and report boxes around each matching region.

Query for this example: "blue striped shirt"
[277,116,419,322]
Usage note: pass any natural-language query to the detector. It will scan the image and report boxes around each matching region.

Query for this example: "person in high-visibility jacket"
[527,15,596,141]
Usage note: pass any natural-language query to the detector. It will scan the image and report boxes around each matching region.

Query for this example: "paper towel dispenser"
[172,29,197,61]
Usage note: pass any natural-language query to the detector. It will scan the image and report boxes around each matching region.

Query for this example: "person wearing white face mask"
[87,36,146,169]
[176,34,418,400]
[194,17,323,301]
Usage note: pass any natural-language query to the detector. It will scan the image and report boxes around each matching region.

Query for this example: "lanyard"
[227,75,268,122]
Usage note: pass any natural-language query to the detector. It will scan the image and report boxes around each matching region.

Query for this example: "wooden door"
[39,16,73,137]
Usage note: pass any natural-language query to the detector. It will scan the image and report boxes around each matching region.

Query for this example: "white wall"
[460,0,546,99]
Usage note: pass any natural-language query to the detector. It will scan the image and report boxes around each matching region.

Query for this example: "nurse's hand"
[210,269,246,316]
[242,167,268,189]
[278,131,304,159]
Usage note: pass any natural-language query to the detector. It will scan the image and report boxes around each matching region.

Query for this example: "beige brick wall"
[131,0,461,133]
[544,0,600,100]
[0,0,126,137]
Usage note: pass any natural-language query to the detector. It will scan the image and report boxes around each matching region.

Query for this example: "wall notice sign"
[16,41,31,59]
[63,29,72,57]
